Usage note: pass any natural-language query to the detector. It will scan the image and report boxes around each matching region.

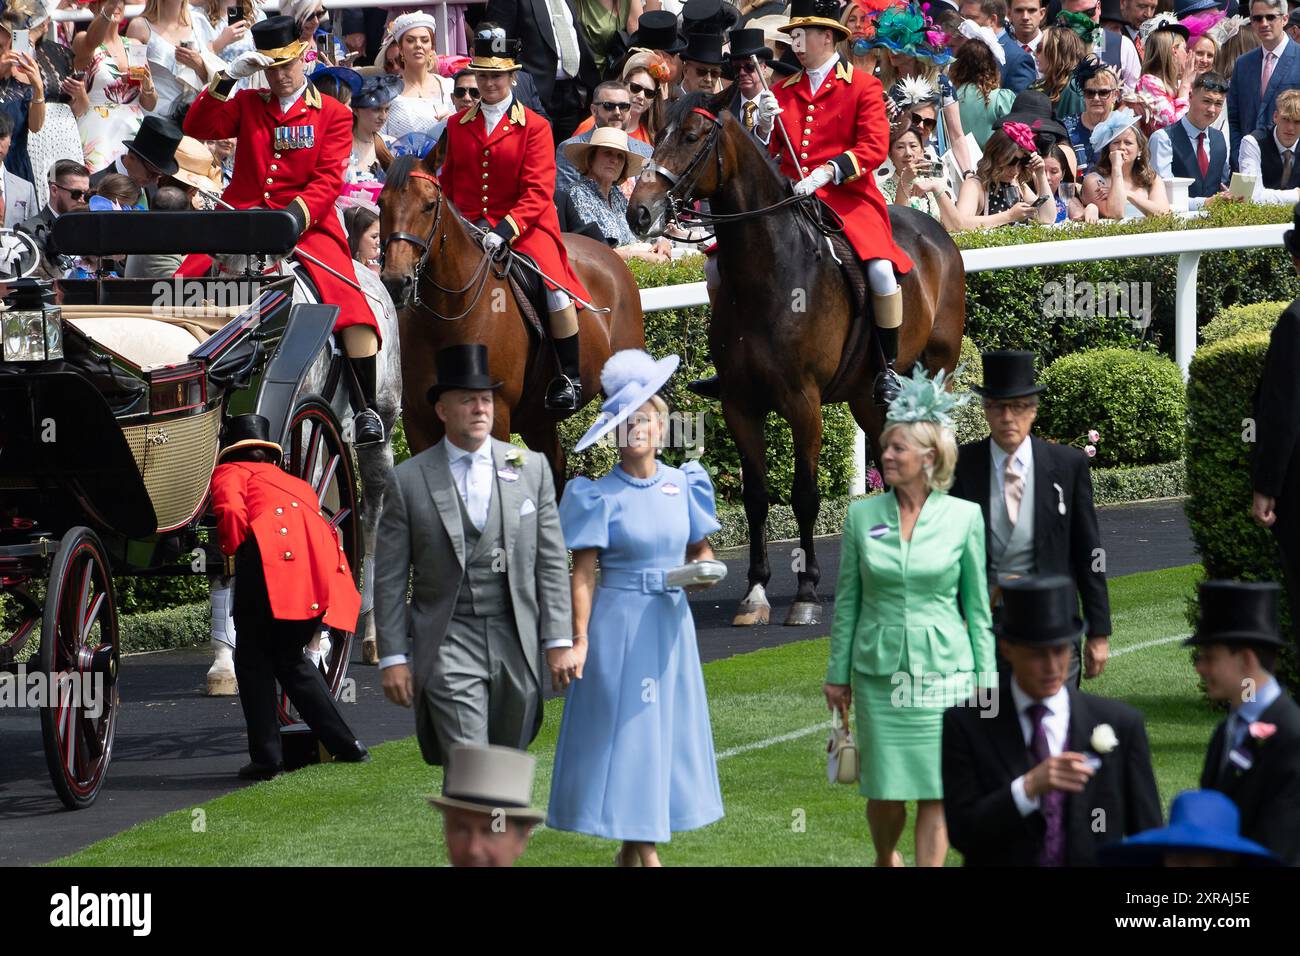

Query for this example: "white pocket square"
[519,499,536,517]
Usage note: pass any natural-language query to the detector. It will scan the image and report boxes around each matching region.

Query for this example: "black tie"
[1283,148,1295,186]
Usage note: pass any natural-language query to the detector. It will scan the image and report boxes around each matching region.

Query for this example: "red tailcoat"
[769,58,912,273]
[211,460,361,630]
[177,80,380,341]
[441,96,591,304]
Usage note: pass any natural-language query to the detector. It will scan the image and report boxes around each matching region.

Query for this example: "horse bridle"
[383,168,503,320]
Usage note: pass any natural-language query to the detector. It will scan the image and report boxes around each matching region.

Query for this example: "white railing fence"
[638,222,1292,494]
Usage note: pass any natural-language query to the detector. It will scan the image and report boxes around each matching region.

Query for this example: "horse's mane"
[384,154,419,193]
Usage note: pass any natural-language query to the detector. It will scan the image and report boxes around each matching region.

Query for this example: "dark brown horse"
[379,154,644,479]
[628,89,966,627]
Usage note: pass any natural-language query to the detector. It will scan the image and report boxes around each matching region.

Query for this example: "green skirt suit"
[826,490,996,800]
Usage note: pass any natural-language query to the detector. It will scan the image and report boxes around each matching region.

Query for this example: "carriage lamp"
[0,278,62,362]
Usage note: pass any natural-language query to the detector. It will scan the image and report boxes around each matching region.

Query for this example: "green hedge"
[1202,301,1286,346]
[956,203,1300,363]
[1185,331,1298,689]
[1037,349,1185,467]
[120,603,210,655]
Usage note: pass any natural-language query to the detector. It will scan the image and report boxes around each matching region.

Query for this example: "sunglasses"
[628,80,657,96]
[689,67,724,79]
[50,182,88,201]
[453,87,481,98]
[910,112,937,131]
[1083,87,1117,98]
[1198,79,1229,93]
[735,62,759,73]
[595,100,631,111]
[1251,12,1280,21]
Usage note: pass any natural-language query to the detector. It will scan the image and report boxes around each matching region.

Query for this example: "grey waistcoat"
[453,479,512,618]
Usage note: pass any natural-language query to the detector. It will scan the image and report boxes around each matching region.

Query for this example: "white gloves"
[755,90,782,135]
[227,50,276,80]
[793,164,834,197]
[482,231,506,254]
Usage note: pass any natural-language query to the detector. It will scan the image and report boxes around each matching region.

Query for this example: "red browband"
[692,107,722,124]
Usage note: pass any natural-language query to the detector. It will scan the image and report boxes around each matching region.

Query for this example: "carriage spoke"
[80,592,105,648]
[59,674,76,777]
[316,451,340,505]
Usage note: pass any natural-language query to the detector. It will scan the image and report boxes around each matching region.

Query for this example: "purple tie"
[1026,702,1066,867]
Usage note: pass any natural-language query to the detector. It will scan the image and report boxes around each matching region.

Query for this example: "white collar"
[990,434,1033,474]
[481,96,511,118]
[446,437,493,465]
[279,83,308,112]
[1275,127,1299,153]
[805,52,840,79]
[1010,676,1069,720]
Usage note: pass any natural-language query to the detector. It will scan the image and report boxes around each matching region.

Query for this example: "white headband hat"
[959,19,1005,65]
[391,11,439,44]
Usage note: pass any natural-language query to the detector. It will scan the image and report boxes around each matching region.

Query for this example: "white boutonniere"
[504,448,525,469]
[1085,723,1118,769]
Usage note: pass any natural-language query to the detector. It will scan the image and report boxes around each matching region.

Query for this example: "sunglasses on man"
[689,66,724,80]
[453,87,481,98]
[50,182,88,201]
[1251,12,1281,22]
[735,61,760,73]
[595,100,631,111]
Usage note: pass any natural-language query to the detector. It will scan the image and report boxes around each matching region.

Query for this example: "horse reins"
[383,168,504,321]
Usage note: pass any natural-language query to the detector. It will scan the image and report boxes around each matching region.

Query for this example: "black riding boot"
[873,325,901,406]
[349,355,385,446]
[546,333,582,413]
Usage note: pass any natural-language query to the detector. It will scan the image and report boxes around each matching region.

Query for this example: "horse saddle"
[503,252,546,342]
[804,200,877,401]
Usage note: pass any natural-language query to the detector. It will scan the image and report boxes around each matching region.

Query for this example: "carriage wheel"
[38,527,119,810]
[276,397,360,725]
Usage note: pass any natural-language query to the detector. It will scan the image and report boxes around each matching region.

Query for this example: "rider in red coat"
[176,16,386,446]
[441,35,593,412]
[763,0,915,405]
[211,414,366,779]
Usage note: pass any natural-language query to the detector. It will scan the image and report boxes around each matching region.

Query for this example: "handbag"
[826,703,859,785]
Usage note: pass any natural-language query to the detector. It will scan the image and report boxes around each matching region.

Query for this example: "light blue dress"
[547,460,725,842]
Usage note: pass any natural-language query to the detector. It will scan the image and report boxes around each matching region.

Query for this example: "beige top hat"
[428,745,545,823]
[562,127,647,186]
[171,137,224,195]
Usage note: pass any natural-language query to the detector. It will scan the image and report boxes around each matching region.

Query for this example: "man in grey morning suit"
[372,344,576,764]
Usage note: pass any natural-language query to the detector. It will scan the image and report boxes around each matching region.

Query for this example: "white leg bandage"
[704,254,721,292]
[545,288,571,311]
[866,258,898,296]
[209,578,236,650]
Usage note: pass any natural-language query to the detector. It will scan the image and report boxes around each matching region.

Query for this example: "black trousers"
[547,78,589,143]
[232,544,357,766]
[1272,519,1300,654]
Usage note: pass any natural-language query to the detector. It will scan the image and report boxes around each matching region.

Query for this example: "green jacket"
[827,490,996,684]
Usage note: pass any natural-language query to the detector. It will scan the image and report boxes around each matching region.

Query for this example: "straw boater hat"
[249,16,309,68]
[469,34,524,73]
[428,745,545,824]
[779,0,852,40]
[170,137,224,194]
[563,126,647,185]
[218,414,283,464]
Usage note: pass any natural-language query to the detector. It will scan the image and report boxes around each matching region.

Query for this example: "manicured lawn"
[54,564,1218,867]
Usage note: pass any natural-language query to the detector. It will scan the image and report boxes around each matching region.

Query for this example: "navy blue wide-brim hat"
[310,65,363,97]
[1100,790,1282,866]
[354,73,403,110]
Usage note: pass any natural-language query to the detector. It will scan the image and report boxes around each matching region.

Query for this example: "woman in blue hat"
[546,349,725,866]
[348,73,401,184]
[1101,790,1282,866]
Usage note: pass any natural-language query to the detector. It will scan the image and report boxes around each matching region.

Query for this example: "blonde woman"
[381,11,454,140]
[918,124,1056,230]
[125,0,214,119]
[1080,108,1170,219]
[839,0,881,75]
[1134,16,1192,133]
[824,367,995,867]
[73,0,156,173]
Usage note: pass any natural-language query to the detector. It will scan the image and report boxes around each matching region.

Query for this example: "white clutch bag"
[664,560,728,589]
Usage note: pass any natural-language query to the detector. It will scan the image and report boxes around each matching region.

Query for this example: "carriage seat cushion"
[65,316,201,370]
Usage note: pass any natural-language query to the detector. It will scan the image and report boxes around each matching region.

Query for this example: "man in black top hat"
[1253,210,1300,636]
[725,27,774,138]
[88,114,183,208]
[372,344,574,766]
[676,32,727,97]
[485,0,599,141]
[943,576,1162,866]
[1189,581,1300,864]
[950,351,1111,687]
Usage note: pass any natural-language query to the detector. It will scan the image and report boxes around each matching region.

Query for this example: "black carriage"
[0,211,361,809]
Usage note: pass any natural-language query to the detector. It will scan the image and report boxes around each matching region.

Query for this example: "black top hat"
[996,576,1084,646]
[682,0,740,35]
[727,28,774,61]
[122,115,183,177]
[219,413,283,463]
[427,344,504,403]
[470,35,524,72]
[682,31,725,65]
[629,10,688,54]
[1184,581,1287,650]
[354,73,403,110]
[971,350,1045,400]
[993,89,1069,144]
[252,15,307,64]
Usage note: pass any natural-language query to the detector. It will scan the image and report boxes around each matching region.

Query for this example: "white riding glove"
[227,50,276,79]
[793,164,834,197]
[482,231,506,254]
[755,90,782,135]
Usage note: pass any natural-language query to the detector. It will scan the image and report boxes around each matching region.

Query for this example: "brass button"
[265,178,273,184]
[264,192,270,198]
[482,172,489,179]
[274,152,281,159]
[803,129,811,136]
[800,152,808,159]
[279,527,288,535]
[483,149,489,156]
[310,603,319,610]
[284,551,292,559]
[275,507,283,515]
[270,164,277,170]
[290,502,298,508]
[801,166,809,173]
[482,161,489,167]
[482,185,488,191]
[801,140,809,146]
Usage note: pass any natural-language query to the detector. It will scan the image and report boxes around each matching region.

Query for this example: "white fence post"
[852,426,867,496]
[1175,251,1201,382]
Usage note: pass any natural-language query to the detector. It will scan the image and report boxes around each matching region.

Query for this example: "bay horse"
[378,154,644,481]
[628,89,967,627]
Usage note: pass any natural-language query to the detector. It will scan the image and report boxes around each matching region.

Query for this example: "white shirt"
[1148,116,1231,210]
[279,82,308,115]
[805,51,840,97]
[481,96,511,136]
[1237,125,1300,205]
[1009,677,1071,815]
[990,434,1032,498]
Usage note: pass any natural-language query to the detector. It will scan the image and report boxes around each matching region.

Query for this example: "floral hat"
[1138,11,1190,44]
[874,2,952,65]
[1089,106,1140,154]
[884,363,969,430]
[1056,9,1102,45]
[1002,120,1037,153]
[575,350,681,452]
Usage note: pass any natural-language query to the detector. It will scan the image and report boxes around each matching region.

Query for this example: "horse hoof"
[783,602,821,626]
[206,644,238,696]
[732,606,770,626]
[206,671,238,696]
[361,637,378,666]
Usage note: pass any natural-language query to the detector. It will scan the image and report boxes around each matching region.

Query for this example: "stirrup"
[544,375,581,413]
[353,408,385,446]
[873,366,902,406]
